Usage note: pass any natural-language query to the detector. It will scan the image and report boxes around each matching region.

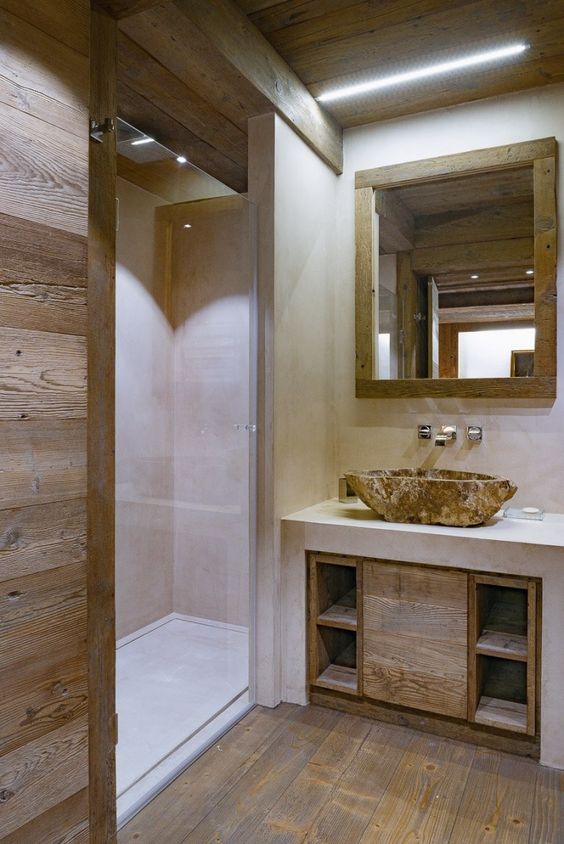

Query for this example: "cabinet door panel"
[363,561,467,718]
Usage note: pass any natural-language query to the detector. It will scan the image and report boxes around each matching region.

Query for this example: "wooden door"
[0,5,117,841]
[0,2,91,840]
[363,561,468,718]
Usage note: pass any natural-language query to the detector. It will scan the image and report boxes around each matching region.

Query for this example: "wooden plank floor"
[118,704,564,843]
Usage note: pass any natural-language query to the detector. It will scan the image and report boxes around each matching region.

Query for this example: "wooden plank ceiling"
[237,0,564,127]
[108,0,564,190]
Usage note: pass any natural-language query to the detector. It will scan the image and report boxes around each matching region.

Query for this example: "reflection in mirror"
[375,166,536,379]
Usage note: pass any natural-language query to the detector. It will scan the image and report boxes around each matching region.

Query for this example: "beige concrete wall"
[249,114,339,705]
[115,178,174,638]
[335,84,564,513]
[169,196,253,628]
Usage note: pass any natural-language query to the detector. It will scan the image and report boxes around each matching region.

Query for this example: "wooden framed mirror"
[355,138,557,398]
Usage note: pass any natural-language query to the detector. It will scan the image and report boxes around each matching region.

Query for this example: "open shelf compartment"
[469,574,538,736]
[308,553,362,696]
[474,655,528,733]
[316,562,357,630]
[315,627,357,694]
[475,583,528,661]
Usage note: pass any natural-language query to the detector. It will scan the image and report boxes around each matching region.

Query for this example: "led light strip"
[317,43,528,103]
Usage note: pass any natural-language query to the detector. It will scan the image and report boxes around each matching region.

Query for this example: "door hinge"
[90,117,115,143]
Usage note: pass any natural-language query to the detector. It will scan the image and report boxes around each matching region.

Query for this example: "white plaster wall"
[335,84,564,512]
[249,114,339,705]
[115,178,174,639]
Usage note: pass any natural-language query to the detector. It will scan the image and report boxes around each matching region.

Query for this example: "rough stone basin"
[344,468,517,527]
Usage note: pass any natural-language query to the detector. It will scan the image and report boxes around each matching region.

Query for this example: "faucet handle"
[417,424,432,440]
[467,425,482,442]
[441,425,457,439]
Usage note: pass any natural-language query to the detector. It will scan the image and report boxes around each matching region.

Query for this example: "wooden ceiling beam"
[411,237,534,275]
[94,0,167,19]
[374,189,414,253]
[174,0,343,173]
[440,303,535,324]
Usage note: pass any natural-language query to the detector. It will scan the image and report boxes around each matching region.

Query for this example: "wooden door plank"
[253,714,372,842]
[0,9,89,127]
[0,650,87,758]
[182,706,340,843]
[0,213,87,289]
[0,326,86,420]
[0,99,88,238]
[305,721,412,844]
[1,787,89,844]
[0,420,86,511]
[0,499,86,582]
[0,565,86,674]
[363,561,468,718]
[0,1,90,55]
[0,715,88,838]
[0,283,87,336]
[363,561,468,609]
[118,704,297,843]
[449,746,536,842]
[358,733,476,843]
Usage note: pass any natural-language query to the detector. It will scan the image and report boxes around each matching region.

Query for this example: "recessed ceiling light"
[526,269,534,275]
[177,155,188,164]
[183,224,192,229]
[317,43,528,103]
[471,274,479,279]
[131,136,154,146]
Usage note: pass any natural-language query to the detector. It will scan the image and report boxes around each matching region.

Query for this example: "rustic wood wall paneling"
[88,8,118,842]
[0,0,91,838]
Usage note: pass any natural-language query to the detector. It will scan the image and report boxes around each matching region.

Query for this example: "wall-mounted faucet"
[435,425,457,447]
[418,424,482,444]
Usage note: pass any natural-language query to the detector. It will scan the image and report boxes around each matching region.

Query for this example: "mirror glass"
[374,166,536,380]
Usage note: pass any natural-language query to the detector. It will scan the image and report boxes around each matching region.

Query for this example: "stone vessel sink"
[344,468,517,527]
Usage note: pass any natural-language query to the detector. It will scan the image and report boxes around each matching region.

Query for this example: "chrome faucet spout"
[435,425,457,447]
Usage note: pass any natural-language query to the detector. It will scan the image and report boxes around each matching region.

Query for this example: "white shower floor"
[116,614,250,823]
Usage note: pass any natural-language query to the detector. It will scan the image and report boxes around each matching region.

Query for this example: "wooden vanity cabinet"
[362,561,468,718]
[308,554,540,745]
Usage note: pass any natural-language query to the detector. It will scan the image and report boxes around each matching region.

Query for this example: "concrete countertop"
[284,498,564,550]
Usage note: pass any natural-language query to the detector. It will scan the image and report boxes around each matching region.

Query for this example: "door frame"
[88,7,118,841]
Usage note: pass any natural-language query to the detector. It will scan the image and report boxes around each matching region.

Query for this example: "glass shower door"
[115,122,256,825]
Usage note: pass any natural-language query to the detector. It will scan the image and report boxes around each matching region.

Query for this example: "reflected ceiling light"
[183,224,192,229]
[177,155,188,164]
[471,274,479,279]
[316,43,528,103]
[131,136,154,145]
[526,269,534,275]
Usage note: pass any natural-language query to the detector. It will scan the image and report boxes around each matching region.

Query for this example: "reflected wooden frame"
[354,138,557,399]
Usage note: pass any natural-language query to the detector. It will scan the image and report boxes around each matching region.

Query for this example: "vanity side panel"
[363,560,468,718]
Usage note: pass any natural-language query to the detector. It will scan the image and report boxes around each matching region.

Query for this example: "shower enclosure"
[114,120,256,824]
